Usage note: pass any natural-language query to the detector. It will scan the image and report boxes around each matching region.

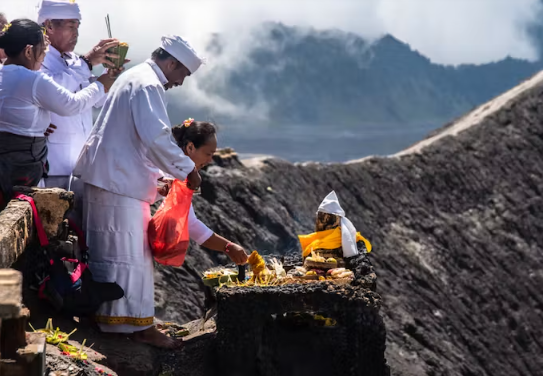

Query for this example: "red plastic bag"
[148,179,194,267]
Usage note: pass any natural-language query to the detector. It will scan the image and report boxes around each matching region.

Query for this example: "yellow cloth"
[298,227,372,257]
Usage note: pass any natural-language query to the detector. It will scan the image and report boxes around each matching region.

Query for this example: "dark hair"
[151,47,174,61]
[0,19,44,58]
[172,121,217,149]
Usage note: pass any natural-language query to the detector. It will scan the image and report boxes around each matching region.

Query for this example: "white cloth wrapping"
[317,191,359,257]
[37,0,81,25]
[83,183,212,332]
[41,46,107,177]
[0,64,104,137]
[161,35,204,74]
[83,183,155,332]
[74,60,195,204]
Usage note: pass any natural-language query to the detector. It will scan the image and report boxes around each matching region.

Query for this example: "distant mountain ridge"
[171,23,543,129]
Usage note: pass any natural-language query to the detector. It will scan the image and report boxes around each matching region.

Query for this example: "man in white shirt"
[37,0,121,225]
[74,35,204,348]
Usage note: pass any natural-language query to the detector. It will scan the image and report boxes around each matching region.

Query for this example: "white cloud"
[3,0,541,65]
[3,0,541,118]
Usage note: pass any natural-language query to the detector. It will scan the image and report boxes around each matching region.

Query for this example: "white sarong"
[83,183,154,333]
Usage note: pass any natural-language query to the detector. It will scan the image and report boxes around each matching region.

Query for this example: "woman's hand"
[225,243,248,265]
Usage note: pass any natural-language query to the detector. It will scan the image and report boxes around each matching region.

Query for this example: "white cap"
[160,35,204,74]
[317,191,346,217]
[37,0,81,25]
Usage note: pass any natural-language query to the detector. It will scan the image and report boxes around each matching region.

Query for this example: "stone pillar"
[0,269,45,376]
[0,269,25,360]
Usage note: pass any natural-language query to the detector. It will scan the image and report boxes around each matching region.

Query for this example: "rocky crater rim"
[394,70,543,157]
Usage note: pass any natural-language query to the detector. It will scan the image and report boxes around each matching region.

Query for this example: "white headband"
[161,35,204,74]
[37,0,81,25]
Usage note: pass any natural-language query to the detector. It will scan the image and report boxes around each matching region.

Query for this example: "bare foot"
[131,326,183,349]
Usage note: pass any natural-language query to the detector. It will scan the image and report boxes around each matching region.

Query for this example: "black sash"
[0,131,48,186]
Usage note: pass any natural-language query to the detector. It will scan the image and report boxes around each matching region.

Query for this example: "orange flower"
[183,118,194,127]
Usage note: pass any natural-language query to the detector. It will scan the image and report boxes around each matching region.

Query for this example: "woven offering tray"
[304,259,341,270]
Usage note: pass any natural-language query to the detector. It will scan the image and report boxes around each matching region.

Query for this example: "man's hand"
[186,168,202,191]
[44,124,57,137]
[157,177,174,197]
[225,243,249,265]
[84,38,120,68]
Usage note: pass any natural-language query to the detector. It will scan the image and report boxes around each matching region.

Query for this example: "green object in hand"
[103,42,129,69]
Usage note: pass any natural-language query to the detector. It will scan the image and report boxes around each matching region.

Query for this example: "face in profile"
[185,135,217,170]
[20,33,49,71]
[45,19,79,53]
[164,59,191,91]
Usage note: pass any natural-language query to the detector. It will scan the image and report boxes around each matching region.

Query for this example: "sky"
[2,0,542,66]
[3,0,543,121]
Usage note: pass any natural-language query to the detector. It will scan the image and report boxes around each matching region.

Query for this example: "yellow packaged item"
[298,227,372,257]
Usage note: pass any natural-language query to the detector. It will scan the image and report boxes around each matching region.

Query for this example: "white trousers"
[83,183,154,333]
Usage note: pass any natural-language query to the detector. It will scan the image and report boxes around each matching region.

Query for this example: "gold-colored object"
[1,23,12,33]
[247,250,266,281]
[314,314,337,327]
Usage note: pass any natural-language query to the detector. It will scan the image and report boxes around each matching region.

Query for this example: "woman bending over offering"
[89,120,248,349]
[161,120,249,265]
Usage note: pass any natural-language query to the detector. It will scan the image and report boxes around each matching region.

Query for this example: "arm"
[42,57,107,109]
[41,63,81,93]
[188,205,214,245]
[189,205,248,265]
[131,85,195,181]
[91,67,108,109]
[201,234,248,265]
[33,73,105,117]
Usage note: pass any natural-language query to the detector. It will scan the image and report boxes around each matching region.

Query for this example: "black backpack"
[19,196,125,317]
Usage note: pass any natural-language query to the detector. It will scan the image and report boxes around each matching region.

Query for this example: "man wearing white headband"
[74,35,204,349]
[37,0,122,226]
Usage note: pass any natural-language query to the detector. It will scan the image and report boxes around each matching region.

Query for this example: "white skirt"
[83,183,154,333]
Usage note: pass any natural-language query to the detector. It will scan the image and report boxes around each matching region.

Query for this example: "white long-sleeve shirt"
[189,204,214,244]
[41,46,108,176]
[0,64,105,137]
[74,59,196,204]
